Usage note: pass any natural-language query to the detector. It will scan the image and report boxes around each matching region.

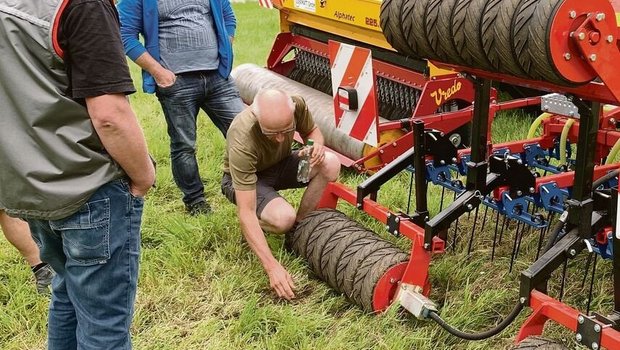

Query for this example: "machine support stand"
[423,78,492,250]
[413,120,429,226]
[567,101,600,239]
[466,78,491,192]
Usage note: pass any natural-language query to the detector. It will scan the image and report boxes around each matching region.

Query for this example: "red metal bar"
[535,164,620,189]
[317,183,441,248]
[434,62,620,106]
[517,290,620,349]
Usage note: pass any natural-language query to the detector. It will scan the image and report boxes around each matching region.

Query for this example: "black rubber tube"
[592,169,620,189]
[543,219,565,254]
[428,301,524,340]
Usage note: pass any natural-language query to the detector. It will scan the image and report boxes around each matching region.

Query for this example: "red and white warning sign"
[328,40,379,147]
[258,0,273,9]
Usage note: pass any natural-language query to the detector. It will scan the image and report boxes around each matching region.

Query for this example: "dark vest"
[0,0,124,220]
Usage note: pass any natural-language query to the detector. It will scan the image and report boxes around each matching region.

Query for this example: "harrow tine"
[535,226,545,261]
[467,206,480,256]
[452,191,459,251]
[586,254,598,315]
[559,260,568,301]
[535,212,554,260]
[498,215,508,245]
[453,218,459,251]
[406,171,414,215]
[509,221,522,273]
[439,186,446,211]
[491,210,501,261]
[581,252,593,289]
[514,224,528,263]
[480,205,489,232]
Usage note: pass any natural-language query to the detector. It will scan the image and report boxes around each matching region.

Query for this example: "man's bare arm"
[235,189,296,300]
[86,93,155,197]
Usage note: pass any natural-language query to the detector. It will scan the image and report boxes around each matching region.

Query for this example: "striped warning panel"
[258,0,273,9]
[328,40,379,147]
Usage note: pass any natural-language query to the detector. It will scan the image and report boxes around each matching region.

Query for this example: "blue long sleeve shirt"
[117,0,237,93]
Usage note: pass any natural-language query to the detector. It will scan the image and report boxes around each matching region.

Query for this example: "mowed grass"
[0,2,613,349]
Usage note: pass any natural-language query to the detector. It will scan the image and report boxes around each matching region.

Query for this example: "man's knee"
[261,204,296,233]
[320,152,341,182]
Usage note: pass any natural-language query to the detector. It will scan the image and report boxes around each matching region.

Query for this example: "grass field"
[0,2,614,349]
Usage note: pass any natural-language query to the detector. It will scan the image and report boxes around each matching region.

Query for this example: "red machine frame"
[310,3,620,348]
[266,32,480,172]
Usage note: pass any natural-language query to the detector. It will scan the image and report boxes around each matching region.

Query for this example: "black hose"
[592,169,620,189]
[428,301,524,341]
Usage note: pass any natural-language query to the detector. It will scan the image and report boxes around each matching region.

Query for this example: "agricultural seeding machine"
[234,0,620,348]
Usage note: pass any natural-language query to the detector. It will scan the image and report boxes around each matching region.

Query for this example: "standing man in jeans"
[118,0,245,216]
[0,0,156,349]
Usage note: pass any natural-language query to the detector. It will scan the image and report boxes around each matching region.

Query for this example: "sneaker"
[186,200,212,216]
[33,264,55,294]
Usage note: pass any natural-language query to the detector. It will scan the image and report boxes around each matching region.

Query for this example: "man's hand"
[266,262,296,300]
[129,163,155,198]
[309,142,325,167]
[154,67,176,88]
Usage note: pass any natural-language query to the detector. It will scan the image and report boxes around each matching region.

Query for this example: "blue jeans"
[27,179,144,350]
[156,70,245,206]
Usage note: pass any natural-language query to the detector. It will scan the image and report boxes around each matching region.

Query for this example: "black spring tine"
[581,253,593,289]
[535,212,556,259]
[406,171,414,215]
[498,215,508,245]
[453,218,459,251]
[491,209,501,261]
[535,225,545,261]
[439,186,446,211]
[467,206,480,256]
[509,220,522,273]
[452,191,459,251]
[586,254,598,315]
[514,224,528,262]
[559,259,568,301]
[481,205,489,232]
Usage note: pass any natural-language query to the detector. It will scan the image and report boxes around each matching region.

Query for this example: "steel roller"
[231,63,366,161]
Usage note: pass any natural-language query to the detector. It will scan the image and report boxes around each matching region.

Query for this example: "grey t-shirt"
[157,0,219,73]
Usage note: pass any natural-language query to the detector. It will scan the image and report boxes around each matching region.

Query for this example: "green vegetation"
[0,3,612,349]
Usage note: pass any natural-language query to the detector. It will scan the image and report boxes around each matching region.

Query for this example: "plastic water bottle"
[297,139,314,183]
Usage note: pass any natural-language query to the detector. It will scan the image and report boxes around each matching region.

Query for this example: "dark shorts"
[221,152,308,217]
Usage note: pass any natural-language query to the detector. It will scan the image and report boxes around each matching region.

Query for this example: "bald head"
[252,89,295,132]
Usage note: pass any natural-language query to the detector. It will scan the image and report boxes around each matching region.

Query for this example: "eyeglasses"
[260,120,296,137]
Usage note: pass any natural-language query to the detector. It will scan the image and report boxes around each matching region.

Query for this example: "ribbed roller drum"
[380,0,415,57]
[452,0,494,71]
[380,0,613,86]
[480,0,526,77]
[289,209,410,312]
[381,0,438,60]
[426,0,465,65]
[231,64,365,160]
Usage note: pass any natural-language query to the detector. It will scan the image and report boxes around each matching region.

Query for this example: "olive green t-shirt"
[223,96,316,191]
